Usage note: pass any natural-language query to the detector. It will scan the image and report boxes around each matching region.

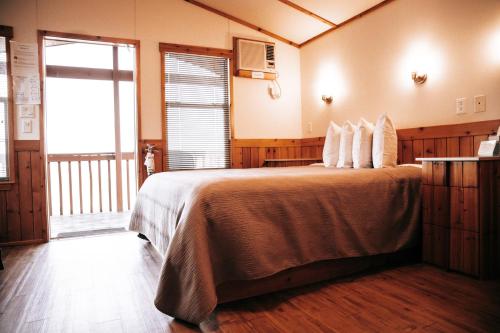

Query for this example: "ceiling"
[190,0,388,47]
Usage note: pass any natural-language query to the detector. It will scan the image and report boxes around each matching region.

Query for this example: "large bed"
[129,165,422,324]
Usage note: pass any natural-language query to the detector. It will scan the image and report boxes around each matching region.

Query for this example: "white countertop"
[416,156,500,162]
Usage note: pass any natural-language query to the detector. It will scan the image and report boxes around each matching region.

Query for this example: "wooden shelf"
[263,158,322,168]
[235,69,277,80]
[264,158,322,162]
[417,156,500,162]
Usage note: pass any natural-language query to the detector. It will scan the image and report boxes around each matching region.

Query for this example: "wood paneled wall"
[146,119,498,172]
[1,120,497,246]
[231,139,304,168]
[231,137,325,168]
[397,120,500,164]
[0,140,47,245]
[231,120,500,168]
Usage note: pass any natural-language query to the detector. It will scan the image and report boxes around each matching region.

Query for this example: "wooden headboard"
[230,119,500,168]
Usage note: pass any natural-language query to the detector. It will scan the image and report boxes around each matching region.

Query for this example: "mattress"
[129,165,422,324]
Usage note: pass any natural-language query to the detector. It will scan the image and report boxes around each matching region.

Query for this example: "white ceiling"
[292,0,385,25]
[196,0,386,45]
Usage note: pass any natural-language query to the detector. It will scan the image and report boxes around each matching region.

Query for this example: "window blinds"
[0,37,9,180]
[164,52,230,170]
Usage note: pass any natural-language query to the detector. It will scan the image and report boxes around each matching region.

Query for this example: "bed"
[129,164,422,324]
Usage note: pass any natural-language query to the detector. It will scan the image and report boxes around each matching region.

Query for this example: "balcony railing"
[47,152,137,216]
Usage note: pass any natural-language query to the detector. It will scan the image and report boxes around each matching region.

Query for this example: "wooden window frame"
[38,30,141,212]
[0,25,15,188]
[159,42,235,171]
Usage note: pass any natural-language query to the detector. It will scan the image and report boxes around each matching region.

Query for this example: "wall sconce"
[411,72,427,84]
[322,95,333,104]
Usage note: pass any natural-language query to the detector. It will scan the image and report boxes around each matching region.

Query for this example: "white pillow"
[336,121,355,168]
[372,113,398,168]
[322,121,342,167]
[352,118,374,168]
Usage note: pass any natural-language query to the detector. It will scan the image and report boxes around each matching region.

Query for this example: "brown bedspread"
[129,165,422,324]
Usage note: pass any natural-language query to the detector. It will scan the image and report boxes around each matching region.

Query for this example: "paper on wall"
[10,41,38,76]
[15,105,39,140]
[9,41,41,104]
[17,104,35,118]
[13,75,40,104]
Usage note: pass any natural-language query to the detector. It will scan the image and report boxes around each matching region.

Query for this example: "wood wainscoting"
[1,120,497,246]
[231,137,325,168]
[151,119,499,171]
[397,120,500,164]
[232,120,500,168]
[0,140,47,246]
[231,138,304,168]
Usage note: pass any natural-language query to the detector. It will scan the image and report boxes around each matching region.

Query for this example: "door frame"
[37,30,141,240]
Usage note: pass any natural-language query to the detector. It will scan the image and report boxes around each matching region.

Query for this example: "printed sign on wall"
[10,41,40,104]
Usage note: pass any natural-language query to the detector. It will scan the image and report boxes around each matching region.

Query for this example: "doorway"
[41,33,139,238]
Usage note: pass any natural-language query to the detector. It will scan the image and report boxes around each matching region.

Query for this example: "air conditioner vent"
[265,44,275,69]
[266,45,274,61]
[235,38,276,77]
[239,40,266,72]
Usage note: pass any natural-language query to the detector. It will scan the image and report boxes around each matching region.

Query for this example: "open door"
[41,32,140,238]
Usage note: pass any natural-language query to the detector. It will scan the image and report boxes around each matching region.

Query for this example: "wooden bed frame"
[217,248,419,303]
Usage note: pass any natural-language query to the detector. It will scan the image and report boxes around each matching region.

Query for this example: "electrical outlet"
[456,97,466,115]
[474,95,486,113]
[308,122,313,133]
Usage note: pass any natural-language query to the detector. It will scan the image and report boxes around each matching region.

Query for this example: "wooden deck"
[50,211,131,239]
[1,233,500,332]
[47,152,137,217]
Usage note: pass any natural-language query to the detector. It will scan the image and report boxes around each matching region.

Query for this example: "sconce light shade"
[322,95,333,104]
[411,72,427,84]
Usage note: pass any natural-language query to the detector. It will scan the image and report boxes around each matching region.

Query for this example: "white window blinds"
[0,37,9,180]
[164,52,230,170]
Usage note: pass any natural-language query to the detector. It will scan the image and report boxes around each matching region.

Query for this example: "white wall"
[300,0,500,137]
[3,0,499,142]
[0,0,302,140]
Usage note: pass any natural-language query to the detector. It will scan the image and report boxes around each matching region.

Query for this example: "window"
[0,26,13,182]
[162,47,231,170]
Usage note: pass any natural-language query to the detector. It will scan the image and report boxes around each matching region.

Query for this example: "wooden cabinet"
[419,157,500,279]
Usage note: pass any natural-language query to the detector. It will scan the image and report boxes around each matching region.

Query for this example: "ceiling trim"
[184,0,300,48]
[277,0,337,27]
[299,0,396,48]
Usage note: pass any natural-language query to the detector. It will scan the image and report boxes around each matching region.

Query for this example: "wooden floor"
[1,233,499,333]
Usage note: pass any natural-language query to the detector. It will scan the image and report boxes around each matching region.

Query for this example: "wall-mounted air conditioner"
[234,37,277,80]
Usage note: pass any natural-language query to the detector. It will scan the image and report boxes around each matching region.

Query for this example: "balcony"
[47,152,137,238]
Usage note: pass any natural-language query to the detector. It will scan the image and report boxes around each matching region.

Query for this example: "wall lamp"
[411,72,427,84]
[322,95,333,104]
